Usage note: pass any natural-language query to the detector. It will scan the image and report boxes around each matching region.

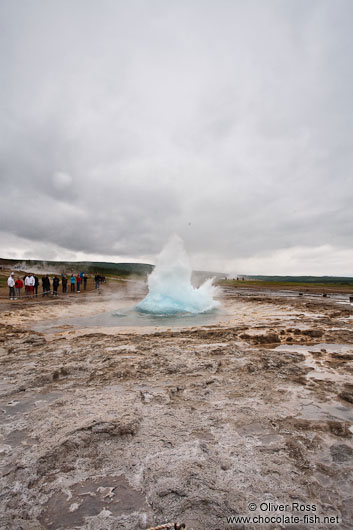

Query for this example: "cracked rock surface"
[0,284,353,529]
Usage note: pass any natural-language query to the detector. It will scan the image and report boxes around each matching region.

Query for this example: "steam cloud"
[136,235,220,314]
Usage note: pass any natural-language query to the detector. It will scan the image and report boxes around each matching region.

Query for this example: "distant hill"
[0,258,228,282]
[0,258,153,278]
[247,275,353,285]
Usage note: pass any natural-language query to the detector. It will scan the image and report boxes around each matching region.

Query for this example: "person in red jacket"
[15,277,23,298]
[76,273,81,293]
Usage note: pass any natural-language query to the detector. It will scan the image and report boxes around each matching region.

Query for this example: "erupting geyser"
[136,235,220,314]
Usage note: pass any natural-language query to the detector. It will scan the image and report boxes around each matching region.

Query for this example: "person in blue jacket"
[70,274,75,292]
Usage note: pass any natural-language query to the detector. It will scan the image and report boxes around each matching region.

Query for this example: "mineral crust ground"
[0,280,353,529]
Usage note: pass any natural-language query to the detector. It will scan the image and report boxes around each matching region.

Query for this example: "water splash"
[136,235,220,314]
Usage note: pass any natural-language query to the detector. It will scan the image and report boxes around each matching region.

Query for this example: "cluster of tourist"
[6,271,105,300]
[7,273,39,299]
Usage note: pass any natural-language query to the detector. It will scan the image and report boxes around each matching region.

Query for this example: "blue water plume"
[136,235,220,314]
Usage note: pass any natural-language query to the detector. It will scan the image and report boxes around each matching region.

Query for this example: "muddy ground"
[0,282,353,530]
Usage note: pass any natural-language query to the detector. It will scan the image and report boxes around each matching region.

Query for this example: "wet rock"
[0,516,43,530]
[239,332,280,344]
[338,391,353,404]
[254,333,280,344]
[283,364,307,376]
[285,439,311,469]
[22,336,46,345]
[332,352,353,361]
[327,421,352,438]
[302,329,323,338]
[338,384,353,404]
[310,350,323,357]
[291,375,307,385]
[330,444,353,463]
[89,417,140,436]
[339,497,353,524]
[279,418,351,438]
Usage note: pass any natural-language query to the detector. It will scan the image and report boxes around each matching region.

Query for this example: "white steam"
[136,235,220,314]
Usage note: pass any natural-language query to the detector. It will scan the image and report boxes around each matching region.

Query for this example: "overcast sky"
[1,0,352,275]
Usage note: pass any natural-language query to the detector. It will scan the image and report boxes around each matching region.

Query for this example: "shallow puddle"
[39,475,148,529]
[298,401,353,422]
[0,391,63,423]
[274,343,353,383]
[275,343,353,354]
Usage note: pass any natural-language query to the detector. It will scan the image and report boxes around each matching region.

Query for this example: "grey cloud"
[0,0,353,274]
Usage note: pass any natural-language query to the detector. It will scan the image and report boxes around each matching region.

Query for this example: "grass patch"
[219,279,353,292]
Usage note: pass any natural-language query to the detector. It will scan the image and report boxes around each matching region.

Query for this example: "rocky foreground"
[0,288,353,529]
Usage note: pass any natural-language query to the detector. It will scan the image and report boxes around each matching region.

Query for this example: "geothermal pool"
[32,305,228,332]
[29,288,353,334]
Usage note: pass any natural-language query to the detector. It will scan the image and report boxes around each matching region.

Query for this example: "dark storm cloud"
[1,0,353,274]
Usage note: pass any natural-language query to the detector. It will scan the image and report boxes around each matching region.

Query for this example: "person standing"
[34,275,39,296]
[28,274,35,298]
[70,274,75,292]
[15,277,23,298]
[23,274,28,296]
[8,273,15,300]
[53,275,60,296]
[94,273,100,289]
[76,273,81,293]
[25,274,31,297]
[62,273,67,293]
[42,274,50,296]
[83,274,88,290]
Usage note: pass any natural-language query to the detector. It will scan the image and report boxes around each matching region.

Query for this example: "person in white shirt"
[28,274,35,298]
[25,275,31,297]
[7,273,15,300]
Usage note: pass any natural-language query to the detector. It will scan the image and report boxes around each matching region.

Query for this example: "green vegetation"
[248,275,353,285]
[220,276,353,292]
